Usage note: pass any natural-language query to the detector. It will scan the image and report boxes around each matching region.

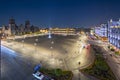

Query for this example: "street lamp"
[21,35,26,48]
[50,46,53,57]
[35,38,38,53]
[22,39,24,48]
[35,38,38,42]
[34,42,37,53]
[50,41,54,57]
[35,38,38,44]
[51,41,54,44]
[13,36,16,45]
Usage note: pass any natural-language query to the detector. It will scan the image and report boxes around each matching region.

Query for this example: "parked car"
[33,71,44,80]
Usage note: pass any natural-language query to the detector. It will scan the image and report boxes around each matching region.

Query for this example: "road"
[88,39,120,80]
[1,34,95,80]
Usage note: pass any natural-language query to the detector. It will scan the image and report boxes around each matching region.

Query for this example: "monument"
[48,27,52,39]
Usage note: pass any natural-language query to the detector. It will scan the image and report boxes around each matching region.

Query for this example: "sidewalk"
[72,46,97,80]
[72,69,99,80]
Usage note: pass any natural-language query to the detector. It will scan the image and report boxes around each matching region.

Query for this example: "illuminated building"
[25,20,31,33]
[9,17,16,35]
[1,25,11,36]
[18,24,25,34]
[39,29,48,33]
[90,27,94,35]
[50,28,75,35]
[1,18,41,36]
[0,27,2,34]
[108,19,120,50]
[39,27,75,35]
[94,24,108,41]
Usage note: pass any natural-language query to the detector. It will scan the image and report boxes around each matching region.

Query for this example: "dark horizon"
[0,0,120,28]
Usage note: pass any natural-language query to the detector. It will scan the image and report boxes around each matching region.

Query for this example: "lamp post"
[22,35,26,48]
[34,42,37,53]
[34,38,38,54]
[35,38,38,42]
[51,41,54,45]
[13,35,16,45]
[50,46,53,57]
[51,41,54,57]
[22,39,24,48]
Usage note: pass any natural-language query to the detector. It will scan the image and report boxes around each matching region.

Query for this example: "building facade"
[50,28,75,35]
[94,24,108,41]
[25,20,31,33]
[94,24,107,37]
[1,18,39,36]
[9,18,16,35]
[2,25,11,36]
[108,19,120,49]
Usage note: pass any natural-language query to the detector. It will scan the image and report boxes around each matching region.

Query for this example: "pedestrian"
[78,62,81,65]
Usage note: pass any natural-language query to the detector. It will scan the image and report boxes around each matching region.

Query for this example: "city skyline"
[1,1,120,79]
[0,0,120,27]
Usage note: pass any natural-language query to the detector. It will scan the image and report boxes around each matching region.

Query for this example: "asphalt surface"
[1,45,37,80]
[88,39,120,80]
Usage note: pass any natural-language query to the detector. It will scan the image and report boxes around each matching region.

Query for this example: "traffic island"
[81,54,116,80]
[39,68,73,80]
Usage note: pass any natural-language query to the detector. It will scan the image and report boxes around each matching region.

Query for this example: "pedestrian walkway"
[72,70,99,80]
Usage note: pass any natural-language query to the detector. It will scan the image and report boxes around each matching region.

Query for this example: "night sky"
[0,0,120,28]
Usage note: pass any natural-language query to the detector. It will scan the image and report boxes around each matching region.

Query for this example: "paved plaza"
[1,34,95,80]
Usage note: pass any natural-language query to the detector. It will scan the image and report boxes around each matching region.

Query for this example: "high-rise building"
[9,17,16,35]
[18,24,24,34]
[25,20,31,33]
